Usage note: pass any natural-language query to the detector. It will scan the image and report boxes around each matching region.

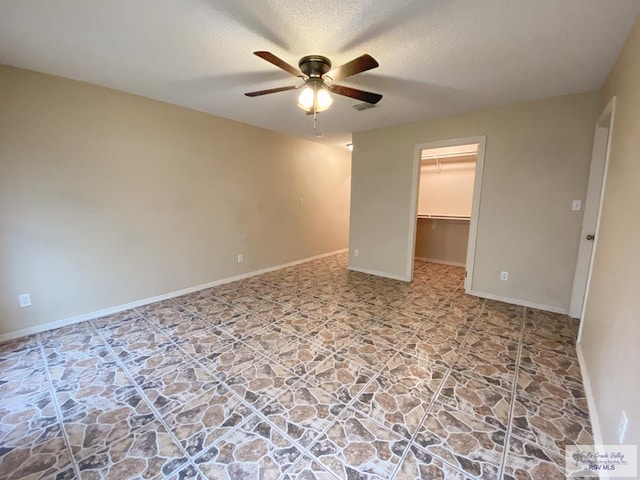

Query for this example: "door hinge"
[464,271,468,278]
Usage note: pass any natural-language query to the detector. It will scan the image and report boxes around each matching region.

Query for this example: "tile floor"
[0,253,592,479]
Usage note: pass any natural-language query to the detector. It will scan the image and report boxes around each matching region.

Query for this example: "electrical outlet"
[353,249,359,257]
[572,200,582,211]
[618,410,629,444]
[237,254,243,264]
[500,271,509,281]
[18,293,32,308]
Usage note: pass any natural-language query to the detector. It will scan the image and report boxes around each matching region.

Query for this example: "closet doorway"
[407,136,486,291]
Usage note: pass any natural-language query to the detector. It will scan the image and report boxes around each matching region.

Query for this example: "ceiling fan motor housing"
[299,55,332,78]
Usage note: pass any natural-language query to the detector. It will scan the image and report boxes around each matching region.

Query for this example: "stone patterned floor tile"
[39,325,103,352]
[259,334,328,378]
[309,408,407,480]
[436,370,512,431]
[194,339,265,382]
[138,362,220,415]
[54,376,157,455]
[0,255,593,480]
[473,315,522,342]
[502,436,571,480]
[242,326,304,358]
[159,316,216,342]
[394,444,475,480]
[399,322,463,368]
[163,383,253,458]
[261,382,347,448]
[362,324,416,352]
[219,313,272,342]
[0,335,39,356]
[0,366,49,401]
[226,357,301,408]
[414,400,506,480]
[75,420,188,479]
[312,325,361,352]
[134,299,179,317]
[164,463,204,480]
[94,316,151,340]
[452,337,518,392]
[39,323,100,347]
[170,326,237,359]
[352,352,447,439]
[124,343,192,383]
[0,428,74,480]
[335,338,397,370]
[141,308,201,337]
[43,340,120,389]
[0,346,46,384]
[304,353,378,404]
[280,455,339,480]
[173,296,232,321]
[199,306,248,327]
[106,329,173,365]
[0,385,73,480]
[194,415,301,480]
[510,394,593,455]
[516,366,589,420]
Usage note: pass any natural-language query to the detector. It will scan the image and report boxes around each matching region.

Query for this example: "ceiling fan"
[245,51,383,114]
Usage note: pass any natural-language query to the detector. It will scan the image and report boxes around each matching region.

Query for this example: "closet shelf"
[417,214,471,221]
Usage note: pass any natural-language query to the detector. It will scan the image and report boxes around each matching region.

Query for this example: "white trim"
[407,136,486,290]
[415,257,466,268]
[466,138,486,292]
[0,249,348,343]
[348,266,408,282]
[576,342,604,448]
[406,147,421,282]
[469,290,568,314]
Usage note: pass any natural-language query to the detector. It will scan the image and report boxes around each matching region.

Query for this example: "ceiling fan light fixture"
[246,51,382,115]
[297,86,315,110]
[316,88,333,111]
[297,82,333,113]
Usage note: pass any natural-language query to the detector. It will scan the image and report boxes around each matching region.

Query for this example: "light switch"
[572,200,582,211]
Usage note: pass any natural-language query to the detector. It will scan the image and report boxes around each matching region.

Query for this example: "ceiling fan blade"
[254,51,302,77]
[245,85,298,97]
[327,54,379,82]
[328,84,383,104]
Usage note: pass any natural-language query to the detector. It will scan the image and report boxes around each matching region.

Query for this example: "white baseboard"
[0,248,348,343]
[415,257,466,268]
[467,290,568,314]
[347,266,409,282]
[576,342,603,447]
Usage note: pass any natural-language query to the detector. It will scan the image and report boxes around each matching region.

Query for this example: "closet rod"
[417,214,471,221]
[421,151,477,160]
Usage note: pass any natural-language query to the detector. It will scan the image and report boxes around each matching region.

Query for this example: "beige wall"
[0,65,351,337]
[350,92,600,309]
[415,219,469,266]
[580,15,640,446]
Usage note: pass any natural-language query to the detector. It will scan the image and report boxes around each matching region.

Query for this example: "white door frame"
[406,135,486,291]
[571,97,616,337]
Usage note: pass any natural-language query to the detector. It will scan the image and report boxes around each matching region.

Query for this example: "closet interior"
[415,144,478,267]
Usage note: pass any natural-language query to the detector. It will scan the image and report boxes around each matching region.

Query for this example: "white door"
[569,97,616,319]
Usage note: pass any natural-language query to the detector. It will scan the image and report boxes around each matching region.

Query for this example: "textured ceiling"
[1,1,639,147]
